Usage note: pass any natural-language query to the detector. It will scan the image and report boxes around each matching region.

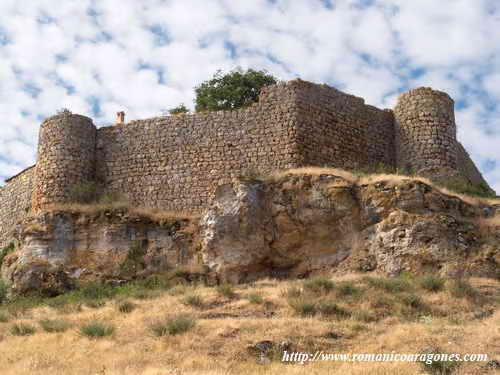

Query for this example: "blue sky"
[1,0,500,191]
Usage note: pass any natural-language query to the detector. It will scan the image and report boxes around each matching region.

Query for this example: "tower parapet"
[394,87,458,179]
[31,113,97,211]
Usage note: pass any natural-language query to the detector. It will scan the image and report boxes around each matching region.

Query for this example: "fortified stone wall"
[31,114,97,212]
[394,87,458,179]
[0,166,34,249]
[293,81,395,169]
[95,82,302,212]
[0,80,494,248]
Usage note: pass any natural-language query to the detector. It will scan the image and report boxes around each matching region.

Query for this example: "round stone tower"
[32,113,97,211]
[394,87,458,179]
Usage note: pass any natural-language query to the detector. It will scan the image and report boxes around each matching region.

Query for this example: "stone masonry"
[0,79,493,248]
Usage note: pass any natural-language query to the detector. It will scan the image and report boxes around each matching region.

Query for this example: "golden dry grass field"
[0,273,498,375]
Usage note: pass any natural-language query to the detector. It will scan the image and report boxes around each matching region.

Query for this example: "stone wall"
[0,166,34,249]
[95,82,302,212]
[31,113,97,211]
[293,81,396,170]
[456,142,492,188]
[394,87,458,179]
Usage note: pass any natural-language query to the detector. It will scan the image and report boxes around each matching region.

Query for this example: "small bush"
[117,301,136,313]
[288,298,317,316]
[303,276,335,294]
[138,275,170,290]
[364,276,413,293]
[370,295,395,310]
[216,283,236,299]
[317,301,351,318]
[167,103,190,115]
[419,275,445,293]
[400,294,425,309]
[0,312,10,323]
[39,318,71,333]
[10,322,36,336]
[150,315,195,336]
[80,322,115,339]
[85,300,106,309]
[167,285,187,296]
[182,294,203,308]
[80,282,116,300]
[449,278,478,299]
[352,310,377,323]
[247,293,264,304]
[419,347,461,375]
[336,282,362,297]
[120,241,147,276]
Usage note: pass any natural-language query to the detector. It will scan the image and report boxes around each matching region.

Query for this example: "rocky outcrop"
[1,170,499,295]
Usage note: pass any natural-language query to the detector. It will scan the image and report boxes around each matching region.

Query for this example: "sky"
[1,0,500,191]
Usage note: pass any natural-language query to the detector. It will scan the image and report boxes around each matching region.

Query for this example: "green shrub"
[247,293,264,304]
[303,276,335,294]
[419,275,445,293]
[194,68,277,112]
[419,348,461,375]
[138,275,170,290]
[182,294,203,308]
[400,294,425,309]
[167,104,189,115]
[10,322,36,336]
[288,298,317,316]
[117,300,136,313]
[364,276,413,293]
[120,241,147,276]
[216,283,236,299]
[317,301,351,318]
[80,322,115,339]
[336,282,362,297]
[39,318,71,333]
[80,282,116,300]
[149,315,195,336]
[438,177,495,198]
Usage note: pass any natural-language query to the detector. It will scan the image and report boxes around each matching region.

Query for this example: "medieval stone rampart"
[0,79,494,249]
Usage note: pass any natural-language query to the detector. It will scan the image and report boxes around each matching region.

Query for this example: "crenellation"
[0,80,493,249]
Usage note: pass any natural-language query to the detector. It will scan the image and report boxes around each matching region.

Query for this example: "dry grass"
[266,167,359,184]
[0,273,498,374]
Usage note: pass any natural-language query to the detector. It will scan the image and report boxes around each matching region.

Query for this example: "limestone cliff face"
[1,171,499,295]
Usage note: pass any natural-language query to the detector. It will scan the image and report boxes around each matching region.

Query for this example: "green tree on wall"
[167,103,190,115]
[194,68,278,112]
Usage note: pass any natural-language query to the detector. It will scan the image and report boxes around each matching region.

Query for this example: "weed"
[216,283,236,299]
[317,301,351,318]
[336,282,362,297]
[288,298,317,316]
[117,301,136,313]
[10,322,36,336]
[247,293,264,304]
[150,315,195,336]
[182,294,203,308]
[303,276,335,294]
[363,276,413,293]
[80,322,115,339]
[419,275,445,293]
[39,318,71,333]
[449,278,478,299]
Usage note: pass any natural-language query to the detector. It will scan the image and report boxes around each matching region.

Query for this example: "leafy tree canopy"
[194,68,278,112]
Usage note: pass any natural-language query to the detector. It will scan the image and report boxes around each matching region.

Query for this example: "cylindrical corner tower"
[32,113,97,211]
[394,87,458,179]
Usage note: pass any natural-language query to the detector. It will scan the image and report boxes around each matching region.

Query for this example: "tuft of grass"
[0,311,10,323]
[419,275,445,293]
[10,322,36,336]
[216,283,236,299]
[0,280,8,304]
[247,293,264,304]
[363,275,413,293]
[137,275,171,290]
[39,318,71,333]
[80,322,115,339]
[85,300,106,309]
[182,294,203,308]
[400,294,425,309]
[80,281,116,300]
[280,286,303,299]
[370,295,395,310]
[288,298,317,316]
[117,300,136,313]
[317,301,351,318]
[449,278,478,299]
[303,276,335,294]
[336,282,363,297]
[419,347,461,375]
[352,310,377,323]
[149,315,195,337]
